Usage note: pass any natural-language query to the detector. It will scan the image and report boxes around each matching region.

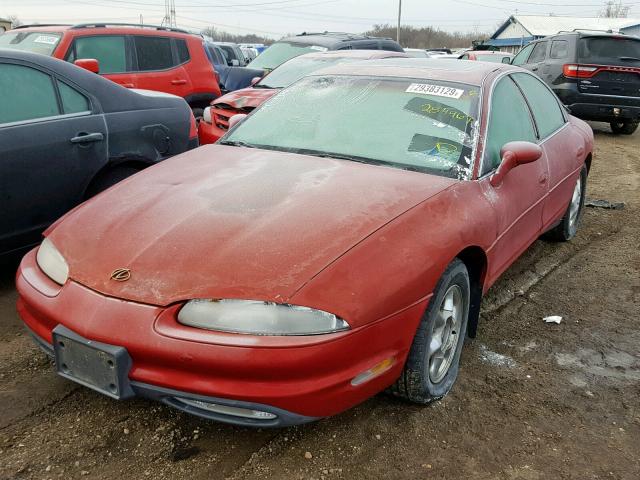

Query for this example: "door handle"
[70,132,104,144]
[171,79,187,85]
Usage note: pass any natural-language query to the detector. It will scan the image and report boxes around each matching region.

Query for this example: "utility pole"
[397,0,402,44]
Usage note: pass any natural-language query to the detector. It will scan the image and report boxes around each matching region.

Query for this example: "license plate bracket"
[52,325,134,400]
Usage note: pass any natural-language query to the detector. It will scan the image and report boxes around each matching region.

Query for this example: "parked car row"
[7,28,595,428]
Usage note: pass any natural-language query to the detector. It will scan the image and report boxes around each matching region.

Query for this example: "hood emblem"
[110,268,131,282]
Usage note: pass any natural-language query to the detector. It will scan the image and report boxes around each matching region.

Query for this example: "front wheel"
[610,121,639,135]
[389,259,470,404]
[545,165,587,242]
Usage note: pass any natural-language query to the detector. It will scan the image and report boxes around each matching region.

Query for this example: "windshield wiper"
[620,56,640,62]
[218,140,257,148]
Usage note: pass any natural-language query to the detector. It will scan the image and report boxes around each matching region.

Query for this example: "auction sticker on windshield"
[34,35,59,45]
[406,83,464,99]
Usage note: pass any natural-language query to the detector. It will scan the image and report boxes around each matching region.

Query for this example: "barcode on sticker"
[406,83,464,99]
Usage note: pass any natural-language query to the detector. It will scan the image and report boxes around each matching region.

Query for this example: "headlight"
[36,238,69,285]
[177,299,349,336]
[202,106,212,124]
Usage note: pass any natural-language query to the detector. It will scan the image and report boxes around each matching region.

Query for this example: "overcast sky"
[2,0,639,39]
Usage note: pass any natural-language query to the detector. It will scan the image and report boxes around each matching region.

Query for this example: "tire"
[84,165,142,199]
[545,165,587,242]
[389,259,470,404]
[610,121,639,135]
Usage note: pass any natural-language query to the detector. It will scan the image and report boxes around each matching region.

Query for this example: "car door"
[524,41,548,77]
[478,74,549,283]
[511,72,582,229]
[131,35,191,97]
[0,61,107,255]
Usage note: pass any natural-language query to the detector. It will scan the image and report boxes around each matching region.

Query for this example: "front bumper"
[197,120,226,145]
[17,249,424,426]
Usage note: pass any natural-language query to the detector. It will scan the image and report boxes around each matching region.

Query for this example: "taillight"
[189,111,198,138]
[563,64,599,78]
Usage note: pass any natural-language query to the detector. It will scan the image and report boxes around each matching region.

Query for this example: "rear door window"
[134,36,174,71]
[512,73,565,138]
[0,63,59,124]
[550,40,569,59]
[578,37,640,66]
[68,35,127,74]
[483,76,537,175]
[527,42,548,63]
[175,39,190,64]
[58,81,90,114]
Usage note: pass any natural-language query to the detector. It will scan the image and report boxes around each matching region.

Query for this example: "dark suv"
[512,31,640,134]
[246,32,404,71]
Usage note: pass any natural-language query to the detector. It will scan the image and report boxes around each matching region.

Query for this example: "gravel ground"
[1,123,638,480]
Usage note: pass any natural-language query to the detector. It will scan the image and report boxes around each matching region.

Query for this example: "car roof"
[293,50,408,60]
[279,32,396,47]
[10,23,198,38]
[310,58,510,86]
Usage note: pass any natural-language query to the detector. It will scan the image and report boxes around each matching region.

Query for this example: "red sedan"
[198,49,407,145]
[17,59,593,427]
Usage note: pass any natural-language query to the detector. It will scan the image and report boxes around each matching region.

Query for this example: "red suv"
[0,23,221,114]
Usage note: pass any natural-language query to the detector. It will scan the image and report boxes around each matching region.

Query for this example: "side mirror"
[74,58,100,74]
[250,76,261,86]
[490,141,542,187]
[231,59,240,67]
[502,56,512,64]
[228,113,247,129]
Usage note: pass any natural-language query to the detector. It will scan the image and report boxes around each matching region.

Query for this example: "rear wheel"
[545,165,587,242]
[610,121,639,135]
[389,259,470,404]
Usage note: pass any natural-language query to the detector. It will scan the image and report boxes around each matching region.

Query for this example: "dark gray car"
[0,49,197,258]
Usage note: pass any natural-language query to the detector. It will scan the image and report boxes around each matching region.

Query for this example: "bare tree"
[600,0,630,18]
[366,24,487,49]
[201,26,273,45]
[6,14,23,28]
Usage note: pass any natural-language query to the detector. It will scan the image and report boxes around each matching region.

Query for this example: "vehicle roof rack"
[13,24,71,29]
[557,28,623,34]
[69,23,190,34]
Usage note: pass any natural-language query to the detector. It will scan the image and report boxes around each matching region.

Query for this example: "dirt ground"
[1,123,638,480]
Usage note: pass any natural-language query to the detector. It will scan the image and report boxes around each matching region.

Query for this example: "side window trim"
[512,71,568,141]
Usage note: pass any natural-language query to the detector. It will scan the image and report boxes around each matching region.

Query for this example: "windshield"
[579,37,640,66]
[247,41,328,70]
[258,55,362,89]
[0,31,61,55]
[224,75,480,179]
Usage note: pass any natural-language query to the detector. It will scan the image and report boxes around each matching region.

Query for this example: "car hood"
[49,145,455,306]
[212,87,277,110]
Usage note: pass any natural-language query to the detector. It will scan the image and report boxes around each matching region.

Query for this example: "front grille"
[212,104,255,130]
